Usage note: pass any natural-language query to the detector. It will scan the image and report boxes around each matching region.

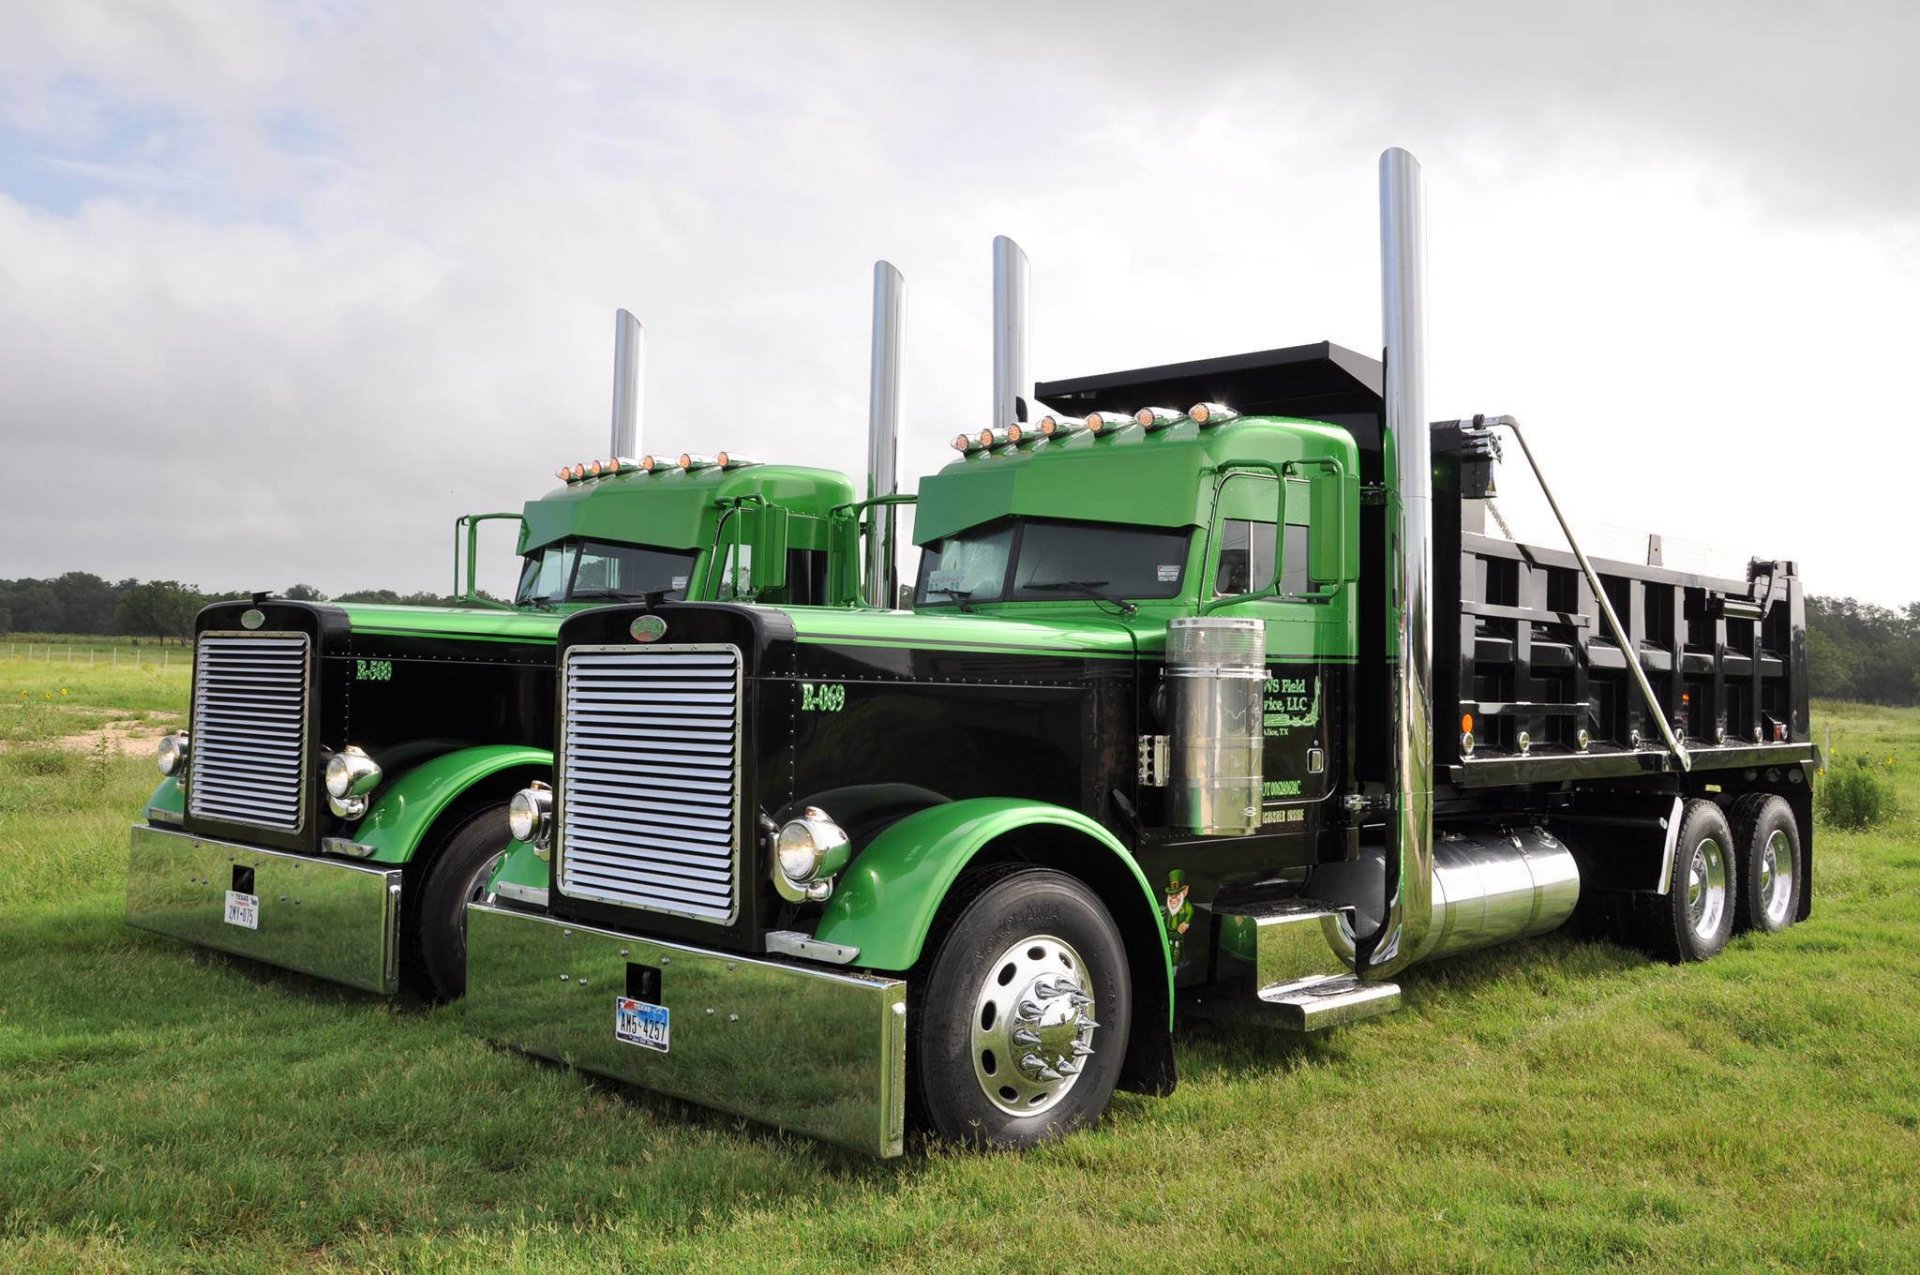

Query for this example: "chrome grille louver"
[186,632,310,831]
[558,645,743,923]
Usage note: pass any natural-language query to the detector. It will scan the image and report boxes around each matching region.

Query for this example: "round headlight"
[156,732,190,777]
[325,746,382,799]
[775,807,851,885]
[509,784,552,845]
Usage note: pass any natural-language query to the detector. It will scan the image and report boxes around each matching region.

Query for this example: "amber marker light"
[555,466,571,481]
[679,453,715,471]
[586,459,604,477]
[1134,407,1184,430]
[1190,401,1239,426]
[640,454,660,472]
[568,463,586,480]
[951,434,976,453]
[1038,414,1086,438]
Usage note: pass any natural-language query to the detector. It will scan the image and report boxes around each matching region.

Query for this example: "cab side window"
[1211,476,1316,600]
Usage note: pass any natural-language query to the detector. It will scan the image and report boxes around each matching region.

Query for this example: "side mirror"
[750,505,790,593]
[1308,469,1356,584]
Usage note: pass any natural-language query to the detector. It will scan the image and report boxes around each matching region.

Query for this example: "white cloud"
[0,0,1914,604]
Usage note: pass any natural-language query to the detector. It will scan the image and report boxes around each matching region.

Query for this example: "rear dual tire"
[1730,794,1802,935]
[1634,798,1736,963]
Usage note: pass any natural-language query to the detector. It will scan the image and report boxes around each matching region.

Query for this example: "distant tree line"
[1806,597,1920,706]
[0,573,488,643]
[5,573,1917,702]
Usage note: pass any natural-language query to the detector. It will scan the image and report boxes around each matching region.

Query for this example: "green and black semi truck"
[461,150,1818,1157]
[126,311,861,998]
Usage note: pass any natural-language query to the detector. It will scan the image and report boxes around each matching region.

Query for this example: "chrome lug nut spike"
[1018,1052,1049,1078]
[1010,1027,1041,1047]
[1067,992,1094,1008]
[1078,1018,1100,1031]
[1070,1041,1095,1057]
[1016,997,1045,1021]
[1037,1064,1063,1082]
[1054,1059,1081,1076]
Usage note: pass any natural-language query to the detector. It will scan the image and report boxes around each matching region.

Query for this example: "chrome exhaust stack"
[609,308,644,460]
[865,261,906,609]
[1365,147,1436,977]
[992,235,1031,429]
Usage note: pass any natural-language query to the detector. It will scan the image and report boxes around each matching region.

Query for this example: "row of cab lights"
[555,452,761,483]
[952,402,1241,453]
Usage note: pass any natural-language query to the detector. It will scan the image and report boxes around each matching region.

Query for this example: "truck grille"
[557,645,743,922]
[186,633,310,831]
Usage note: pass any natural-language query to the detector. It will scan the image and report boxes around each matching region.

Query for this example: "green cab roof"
[520,464,857,554]
[913,416,1360,545]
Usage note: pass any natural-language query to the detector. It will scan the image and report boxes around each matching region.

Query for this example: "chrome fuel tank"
[1166,616,1266,835]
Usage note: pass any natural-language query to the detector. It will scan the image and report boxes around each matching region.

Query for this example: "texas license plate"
[615,996,670,1053]
[224,890,260,930]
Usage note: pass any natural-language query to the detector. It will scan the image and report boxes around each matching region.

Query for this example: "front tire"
[1633,798,1735,963]
[912,867,1130,1147]
[1730,794,1801,934]
[412,803,511,1000]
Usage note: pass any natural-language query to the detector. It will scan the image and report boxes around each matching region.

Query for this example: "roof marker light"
[952,433,980,453]
[568,463,587,481]
[1189,401,1239,426]
[586,459,605,477]
[679,453,714,471]
[1085,410,1132,435]
[640,454,661,472]
[715,451,760,468]
[1134,407,1185,430]
[977,427,1014,450]
[1037,414,1086,439]
[555,466,571,481]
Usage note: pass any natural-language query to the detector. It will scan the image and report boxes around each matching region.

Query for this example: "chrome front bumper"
[462,902,909,1157]
[126,824,404,994]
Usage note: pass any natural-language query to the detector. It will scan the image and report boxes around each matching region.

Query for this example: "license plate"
[615,995,670,1053]
[224,890,260,930]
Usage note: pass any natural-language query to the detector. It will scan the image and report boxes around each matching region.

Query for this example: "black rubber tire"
[412,803,512,1001]
[1729,793,1802,934]
[1632,798,1736,963]
[911,866,1131,1148]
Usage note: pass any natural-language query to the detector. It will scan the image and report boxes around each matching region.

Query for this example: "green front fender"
[812,797,1173,1021]
[144,775,185,822]
[353,745,551,864]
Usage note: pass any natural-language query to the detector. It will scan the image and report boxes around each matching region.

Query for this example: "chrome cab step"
[1257,973,1402,1031]
[1205,897,1402,1032]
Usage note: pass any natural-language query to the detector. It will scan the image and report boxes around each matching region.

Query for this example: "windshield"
[915,517,1190,607]
[515,539,698,605]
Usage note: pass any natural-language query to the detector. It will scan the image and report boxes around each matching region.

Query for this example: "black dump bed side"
[1432,423,1815,789]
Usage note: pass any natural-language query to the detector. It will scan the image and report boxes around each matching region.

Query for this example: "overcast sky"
[2,1,1916,605]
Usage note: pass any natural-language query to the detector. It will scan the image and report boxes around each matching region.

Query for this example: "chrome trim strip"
[145,806,184,828]
[125,824,402,994]
[765,930,861,965]
[463,903,907,1157]
[495,880,550,908]
[1655,795,1687,895]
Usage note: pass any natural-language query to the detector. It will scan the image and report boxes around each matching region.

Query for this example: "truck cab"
[127,455,858,1000]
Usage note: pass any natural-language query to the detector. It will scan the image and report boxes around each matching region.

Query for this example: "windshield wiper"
[925,587,977,613]
[1024,580,1138,615]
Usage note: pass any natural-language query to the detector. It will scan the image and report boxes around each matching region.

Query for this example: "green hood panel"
[783,606,1139,659]
[338,605,565,644]
[520,464,856,555]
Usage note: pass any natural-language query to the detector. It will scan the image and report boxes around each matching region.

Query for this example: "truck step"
[1257,974,1402,1032]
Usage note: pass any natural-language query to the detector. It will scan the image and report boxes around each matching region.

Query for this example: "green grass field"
[2,656,1916,1273]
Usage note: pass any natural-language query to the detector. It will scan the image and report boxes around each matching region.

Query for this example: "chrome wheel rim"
[969,933,1097,1117]
[1686,836,1728,942]
[1759,828,1795,927]
[467,850,507,908]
